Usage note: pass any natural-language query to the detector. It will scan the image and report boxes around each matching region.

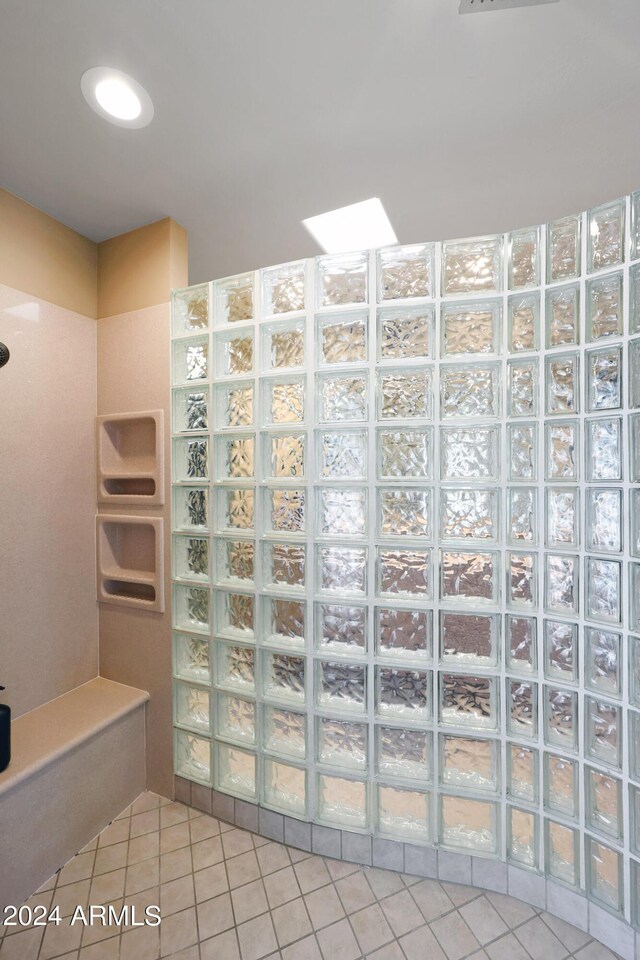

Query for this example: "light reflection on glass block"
[265,323,305,370]
[215,274,254,324]
[215,383,253,429]
[441,300,501,356]
[440,551,497,604]
[377,726,431,781]
[440,735,498,792]
[546,820,579,886]
[587,345,622,412]
[174,436,209,482]
[175,729,211,785]
[586,557,621,624]
[213,331,253,378]
[508,680,537,740]
[545,753,578,818]
[377,547,431,598]
[377,785,430,841]
[316,602,366,655]
[214,743,256,799]
[267,433,305,479]
[509,227,540,289]
[173,583,210,633]
[441,426,499,481]
[215,642,255,693]
[629,340,640,409]
[508,488,536,545]
[175,681,210,734]
[376,607,432,662]
[586,417,622,481]
[316,252,368,308]
[632,787,640,854]
[587,767,621,841]
[378,243,434,300]
[379,489,431,538]
[544,620,578,685]
[263,759,306,816]
[216,693,255,746]
[547,215,580,282]
[319,313,367,365]
[218,434,254,480]
[317,661,365,714]
[508,359,538,417]
[264,652,305,704]
[544,687,578,752]
[545,488,578,548]
[174,632,210,684]
[440,364,500,419]
[545,352,578,415]
[173,534,210,581]
[587,489,622,554]
[318,373,368,422]
[506,616,537,675]
[319,545,367,595]
[508,552,536,609]
[173,486,209,533]
[508,424,537,481]
[631,639,640,708]
[263,597,306,648]
[587,838,622,913]
[585,628,621,698]
[545,421,578,481]
[508,743,538,803]
[442,235,502,297]
[440,611,497,667]
[587,272,623,341]
[320,488,366,537]
[632,263,640,336]
[318,774,367,828]
[376,667,430,721]
[262,261,306,315]
[264,378,305,425]
[320,430,367,480]
[215,591,254,641]
[263,542,305,591]
[172,336,209,384]
[219,489,254,533]
[378,368,433,420]
[378,429,432,480]
[441,488,497,542]
[546,285,579,348]
[586,696,621,768]
[508,807,537,869]
[318,717,367,770]
[631,415,640,481]
[440,795,498,853]
[173,386,209,433]
[440,674,497,730]
[263,706,306,760]
[588,199,625,273]
[173,284,209,334]
[508,293,539,352]
[265,488,305,535]
[378,306,434,360]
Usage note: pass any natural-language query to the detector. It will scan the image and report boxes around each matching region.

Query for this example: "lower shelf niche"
[96,515,164,612]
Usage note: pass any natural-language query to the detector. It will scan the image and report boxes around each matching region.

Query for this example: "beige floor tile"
[230,878,269,924]
[160,905,198,956]
[35,873,60,894]
[130,809,160,839]
[2,886,54,932]
[121,887,160,932]
[441,883,482,907]
[350,903,395,955]
[264,866,302,909]
[272,898,313,947]
[94,842,128,876]
[459,897,508,945]
[79,935,121,959]
[287,848,311,865]
[97,819,130,850]
[126,857,160,896]
[200,928,241,960]
[485,893,536,929]
[430,911,481,960]
[197,893,235,941]
[51,878,91,918]
[467,951,490,960]
[165,947,200,960]
[335,872,376,914]
[132,793,161,816]
[120,923,160,960]
[256,842,292,877]
[160,874,196,917]
[161,822,192,856]
[379,890,424,938]
[79,909,123,947]
[40,917,84,959]
[58,852,96,886]
[513,918,569,960]
[485,932,532,960]
[222,828,255,860]
[195,862,229,903]
[191,836,224,872]
[129,832,161,865]
[408,880,454,923]
[294,858,332,895]
[190,816,221,844]
[0,925,44,959]
[363,868,405,901]
[540,913,591,953]
[227,850,261,889]
[316,918,361,960]
[399,924,447,960]
[399,875,421,888]
[574,943,621,960]
[236,913,279,960]
[304,884,345,930]
[281,934,323,960]
[160,802,191,830]
[366,942,405,960]
[90,869,126,906]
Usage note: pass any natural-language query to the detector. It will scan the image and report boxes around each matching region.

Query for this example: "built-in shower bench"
[0,677,149,911]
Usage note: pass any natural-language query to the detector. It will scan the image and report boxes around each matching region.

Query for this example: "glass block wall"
[171,192,640,928]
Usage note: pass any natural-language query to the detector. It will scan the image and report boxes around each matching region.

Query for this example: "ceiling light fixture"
[81,67,154,128]
[302,198,398,254]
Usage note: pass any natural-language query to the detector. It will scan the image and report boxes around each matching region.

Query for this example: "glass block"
[544,553,578,615]
[172,336,209,385]
[547,214,581,282]
[585,628,621,698]
[316,602,366,656]
[263,596,306,648]
[630,339,640,408]
[506,616,537,674]
[545,488,578,548]
[586,696,621,769]
[545,420,578,481]
[173,486,209,533]
[378,368,433,420]
[440,488,498,542]
[378,243,434,300]
[634,861,640,930]
[378,428,432,480]
[377,784,431,842]
[377,547,431,598]
[508,807,538,869]
[318,717,367,771]
[173,386,209,433]
[214,274,254,324]
[586,558,621,624]
[633,190,640,261]
[172,283,209,335]
[632,712,640,779]
[215,642,255,694]
[631,264,640,339]
[263,759,306,816]
[216,693,255,746]
[173,534,210,582]
[376,667,430,721]
[173,583,210,634]
[265,432,305,480]
[440,611,498,667]
[507,743,538,804]
[317,252,367,308]
[378,306,434,360]
[440,674,497,730]
[440,363,500,419]
[318,545,367,595]
[376,726,432,781]
[440,735,499,792]
[320,487,366,538]
[508,680,537,740]
[263,652,305,704]
[544,687,578,752]
[442,235,502,297]
[440,795,498,853]
[264,488,305,535]
[261,319,305,371]
[507,488,536,545]
[441,426,499,482]
[174,632,210,684]
[587,345,622,412]
[317,660,366,714]
[262,542,305,591]
[214,590,255,641]
[376,607,432,662]
[263,706,306,760]
[587,272,623,341]
[586,417,622,481]
[587,839,622,913]
[545,352,578,415]
[543,626,577,695]
[262,260,306,315]
[174,681,210,734]
[631,415,640,481]
[319,429,367,480]
[262,377,305,426]
[216,434,254,480]
[318,311,368,365]
[508,424,537,481]
[508,293,539,352]
[213,330,254,378]
[379,488,431,539]
[508,552,537,609]
[441,300,501,356]
[440,550,498,604]
[588,199,625,272]
[545,753,578,818]
[218,489,255,533]
[214,743,256,800]
[546,820,579,886]
[587,489,622,554]
[317,774,367,829]
[507,359,538,417]
[509,226,540,289]
[175,729,211,785]
[632,787,640,854]
[586,767,622,841]
[173,436,209,482]
[545,285,579,348]
[318,373,367,423]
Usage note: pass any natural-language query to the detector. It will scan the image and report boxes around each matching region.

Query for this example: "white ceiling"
[1,0,639,283]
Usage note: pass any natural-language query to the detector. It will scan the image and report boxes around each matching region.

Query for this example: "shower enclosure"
[170,191,640,932]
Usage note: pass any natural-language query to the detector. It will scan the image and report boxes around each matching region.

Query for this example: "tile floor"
[0,792,622,960]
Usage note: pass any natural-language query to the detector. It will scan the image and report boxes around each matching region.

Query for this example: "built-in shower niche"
[97,410,164,505]
[96,515,164,611]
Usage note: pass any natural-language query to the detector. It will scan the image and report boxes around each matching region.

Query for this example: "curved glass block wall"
[171,191,640,930]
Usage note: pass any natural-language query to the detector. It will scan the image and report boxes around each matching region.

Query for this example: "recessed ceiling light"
[302,198,398,254]
[81,67,154,128]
